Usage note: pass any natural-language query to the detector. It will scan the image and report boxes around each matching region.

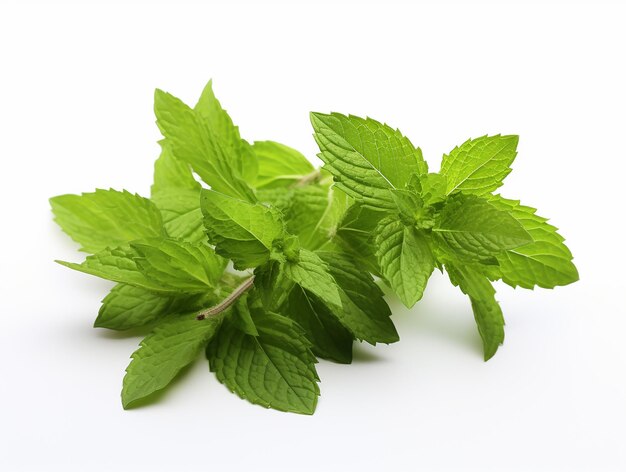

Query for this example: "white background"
[1,1,625,470]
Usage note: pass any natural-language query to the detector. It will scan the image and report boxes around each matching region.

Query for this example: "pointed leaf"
[154,89,254,202]
[285,286,354,363]
[488,195,579,288]
[317,251,399,344]
[283,249,342,308]
[446,264,505,360]
[200,189,285,269]
[433,195,532,262]
[193,80,258,182]
[252,140,315,189]
[122,315,221,408]
[95,283,210,331]
[207,310,319,414]
[50,189,164,254]
[374,217,435,307]
[311,112,427,209]
[131,239,226,291]
[441,135,518,196]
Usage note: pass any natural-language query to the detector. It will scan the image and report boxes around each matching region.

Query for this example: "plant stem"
[196,275,255,320]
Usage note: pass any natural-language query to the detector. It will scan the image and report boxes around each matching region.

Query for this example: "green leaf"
[311,112,427,209]
[200,190,285,270]
[57,246,171,292]
[150,143,204,243]
[446,264,505,361]
[95,284,209,330]
[252,140,315,189]
[374,217,435,308]
[488,195,579,288]
[390,189,423,225]
[122,315,221,408]
[50,189,164,254]
[253,261,293,311]
[207,309,320,414]
[285,285,354,363]
[440,135,518,196]
[193,80,258,183]
[334,202,383,275]
[317,251,399,344]
[230,294,259,337]
[283,249,342,308]
[154,89,255,202]
[131,239,226,292]
[283,184,349,250]
[151,189,205,244]
[151,141,200,195]
[411,172,447,207]
[433,195,532,263]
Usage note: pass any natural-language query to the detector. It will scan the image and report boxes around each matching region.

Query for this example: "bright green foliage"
[374,217,435,307]
[334,202,383,275]
[154,89,255,202]
[311,112,427,209]
[285,285,354,363]
[51,80,577,415]
[488,195,579,289]
[312,110,577,359]
[441,135,518,196]
[57,245,169,292]
[123,314,222,408]
[193,81,259,183]
[253,140,315,189]
[152,142,200,194]
[282,184,348,250]
[58,238,226,293]
[200,189,285,269]
[207,308,319,414]
[446,264,504,361]
[283,249,342,308]
[150,144,205,243]
[95,284,205,330]
[317,251,398,344]
[433,195,532,263]
[131,239,226,291]
[50,189,164,253]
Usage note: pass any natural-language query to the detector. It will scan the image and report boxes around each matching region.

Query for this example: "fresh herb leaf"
[252,140,315,189]
[207,309,319,415]
[123,314,222,408]
[433,194,532,262]
[283,249,342,308]
[374,217,435,308]
[310,112,427,209]
[193,80,258,183]
[50,189,164,254]
[57,245,167,291]
[283,184,348,251]
[95,284,203,331]
[488,195,579,288]
[200,189,285,269]
[285,285,354,363]
[317,251,399,344]
[131,238,226,291]
[334,202,383,275]
[440,135,518,196]
[154,89,255,202]
[446,264,505,361]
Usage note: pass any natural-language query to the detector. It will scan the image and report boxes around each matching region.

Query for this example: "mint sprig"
[51,81,578,414]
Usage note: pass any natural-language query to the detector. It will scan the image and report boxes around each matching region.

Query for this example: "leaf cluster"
[51,81,578,414]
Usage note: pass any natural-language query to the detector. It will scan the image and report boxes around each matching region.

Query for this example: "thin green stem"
[196,275,255,320]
